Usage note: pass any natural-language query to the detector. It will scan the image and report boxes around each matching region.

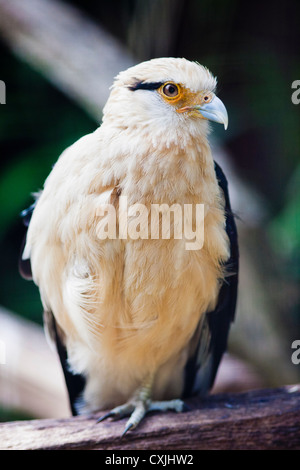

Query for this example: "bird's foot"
[97,397,186,436]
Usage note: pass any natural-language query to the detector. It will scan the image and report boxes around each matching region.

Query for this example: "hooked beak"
[177,95,228,130]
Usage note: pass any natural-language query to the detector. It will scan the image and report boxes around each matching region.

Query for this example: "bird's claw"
[121,422,134,437]
[96,411,115,423]
[97,398,187,436]
[97,402,135,423]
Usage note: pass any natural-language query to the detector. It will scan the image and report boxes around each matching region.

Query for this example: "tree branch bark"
[0,385,299,450]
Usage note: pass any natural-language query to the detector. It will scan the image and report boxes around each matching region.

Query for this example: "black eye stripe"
[128,81,165,91]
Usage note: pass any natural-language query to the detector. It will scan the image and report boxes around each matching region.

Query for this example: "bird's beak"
[177,95,228,130]
[194,95,228,130]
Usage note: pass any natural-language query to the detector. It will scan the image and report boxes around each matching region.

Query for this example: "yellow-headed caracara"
[20,57,238,434]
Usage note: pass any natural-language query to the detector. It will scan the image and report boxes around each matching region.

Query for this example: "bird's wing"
[43,310,86,415]
[18,203,35,280]
[19,205,85,416]
[182,160,239,398]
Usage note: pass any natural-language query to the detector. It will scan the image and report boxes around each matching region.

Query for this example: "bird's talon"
[121,422,135,437]
[96,411,114,423]
[96,402,136,425]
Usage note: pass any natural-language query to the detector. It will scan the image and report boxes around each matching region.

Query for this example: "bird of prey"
[20,57,238,435]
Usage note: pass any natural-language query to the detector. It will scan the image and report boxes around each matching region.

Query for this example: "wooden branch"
[0,385,299,450]
[0,0,134,120]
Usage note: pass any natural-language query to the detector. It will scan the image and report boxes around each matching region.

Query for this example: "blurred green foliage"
[269,163,300,281]
[0,406,33,423]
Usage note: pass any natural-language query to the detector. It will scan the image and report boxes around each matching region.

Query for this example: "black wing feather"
[46,311,86,416]
[19,204,85,416]
[18,203,36,280]
[183,160,239,397]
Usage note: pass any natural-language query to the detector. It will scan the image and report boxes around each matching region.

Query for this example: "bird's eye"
[162,83,179,98]
[203,93,212,103]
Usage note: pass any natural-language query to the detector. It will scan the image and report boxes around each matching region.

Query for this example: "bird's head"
[102,58,228,146]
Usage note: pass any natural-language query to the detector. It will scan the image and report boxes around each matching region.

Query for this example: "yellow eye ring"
[159,82,181,100]
[202,93,213,104]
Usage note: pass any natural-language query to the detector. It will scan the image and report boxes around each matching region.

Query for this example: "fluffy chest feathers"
[21,58,238,424]
[26,126,229,383]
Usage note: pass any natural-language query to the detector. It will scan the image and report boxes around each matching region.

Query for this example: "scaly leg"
[97,374,186,435]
